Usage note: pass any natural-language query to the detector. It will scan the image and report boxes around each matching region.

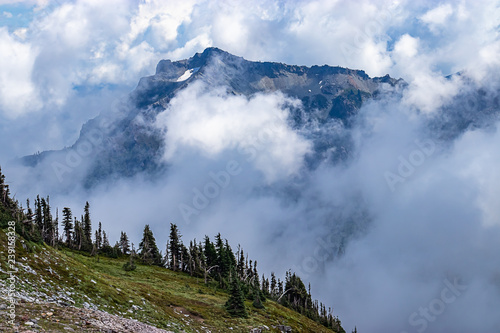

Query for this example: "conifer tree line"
[0,167,346,332]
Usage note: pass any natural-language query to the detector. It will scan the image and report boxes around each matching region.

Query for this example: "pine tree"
[138,224,162,266]
[102,230,110,248]
[73,217,83,250]
[270,272,277,297]
[225,268,248,318]
[168,223,182,271]
[0,166,13,212]
[252,288,265,309]
[188,240,201,276]
[62,207,73,247]
[225,240,236,273]
[41,197,53,244]
[119,231,130,255]
[180,244,190,272]
[0,167,4,206]
[24,198,36,239]
[253,260,259,287]
[100,230,114,257]
[82,201,92,252]
[95,222,102,250]
[283,272,311,313]
[52,208,59,247]
[35,196,43,234]
[204,236,217,269]
[215,233,225,275]
[113,241,121,257]
[123,243,137,271]
[237,246,245,279]
[261,274,269,296]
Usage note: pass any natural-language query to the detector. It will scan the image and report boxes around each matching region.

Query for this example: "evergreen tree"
[214,234,234,282]
[24,198,38,240]
[278,278,283,296]
[0,167,5,205]
[283,271,311,313]
[225,240,237,273]
[35,196,43,234]
[188,240,200,276]
[123,243,137,271]
[82,201,92,252]
[163,241,169,267]
[204,236,217,270]
[261,274,270,296]
[102,230,110,248]
[73,217,83,250]
[52,208,59,247]
[45,197,54,244]
[100,230,115,257]
[180,243,190,272]
[225,268,248,318]
[237,246,245,279]
[168,223,182,271]
[0,166,13,212]
[62,207,73,247]
[40,197,47,239]
[270,272,277,297]
[252,288,265,309]
[215,233,225,275]
[95,222,102,250]
[119,231,130,255]
[253,260,259,287]
[138,224,162,265]
[112,241,121,258]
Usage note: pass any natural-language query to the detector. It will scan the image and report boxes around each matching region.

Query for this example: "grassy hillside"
[0,230,341,332]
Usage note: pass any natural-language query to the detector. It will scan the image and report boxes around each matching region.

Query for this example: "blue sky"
[0,3,33,30]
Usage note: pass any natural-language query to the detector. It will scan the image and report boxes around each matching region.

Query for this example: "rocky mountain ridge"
[21,47,404,188]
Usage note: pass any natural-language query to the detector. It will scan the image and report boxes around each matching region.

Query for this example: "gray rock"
[275,325,292,333]
[21,47,403,189]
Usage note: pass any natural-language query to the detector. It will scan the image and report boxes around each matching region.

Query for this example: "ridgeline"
[0,166,348,333]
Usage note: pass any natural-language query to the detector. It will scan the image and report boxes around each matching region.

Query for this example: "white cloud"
[1,0,496,120]
[393,33,419,58]
[0,27,40,118]
[156,81,312,182]
[2,2,500,331]
[420,3,454,30]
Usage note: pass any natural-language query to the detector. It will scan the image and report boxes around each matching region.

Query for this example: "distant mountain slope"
[21,47,403,188]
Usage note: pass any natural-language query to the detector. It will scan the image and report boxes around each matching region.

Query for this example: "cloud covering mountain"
[1,1,500,332]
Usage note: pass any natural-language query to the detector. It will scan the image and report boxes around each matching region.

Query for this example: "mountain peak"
[155,47,241,75]
[23,48,404,186]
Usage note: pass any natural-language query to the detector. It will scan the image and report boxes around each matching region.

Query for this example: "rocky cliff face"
[137,47,403,120]
[22,47,404,188]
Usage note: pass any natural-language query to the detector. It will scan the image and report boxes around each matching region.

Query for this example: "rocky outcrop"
[0,300,174,333]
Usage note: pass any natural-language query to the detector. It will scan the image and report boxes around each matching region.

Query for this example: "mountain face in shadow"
[21,47,404,188]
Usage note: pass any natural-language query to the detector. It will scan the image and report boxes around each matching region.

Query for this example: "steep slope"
[0,167,345,332]
[21,47,403,188]
[0,231,343,333]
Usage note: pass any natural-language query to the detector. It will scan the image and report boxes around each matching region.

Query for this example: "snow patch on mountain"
[176,67,200,82]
